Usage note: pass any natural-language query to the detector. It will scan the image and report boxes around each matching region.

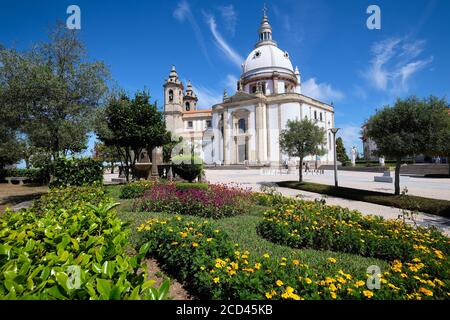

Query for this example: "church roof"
[241,6,295,79]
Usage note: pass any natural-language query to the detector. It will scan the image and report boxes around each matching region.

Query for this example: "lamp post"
[329,128,340,187]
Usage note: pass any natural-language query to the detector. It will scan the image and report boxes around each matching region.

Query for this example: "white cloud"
[224,74,238,93]
[302,78,344,103]
[173,1,210,62]
[364,38,433,93]
[218,5,237,36]
[204,13,244,69]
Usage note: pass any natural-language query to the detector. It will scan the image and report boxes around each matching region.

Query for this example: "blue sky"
[1,0,449,157]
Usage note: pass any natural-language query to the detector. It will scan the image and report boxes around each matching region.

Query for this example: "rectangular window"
[320,112,323,122]
[206,120,212,128]
[314,111,317,120]
[187,121,193,129]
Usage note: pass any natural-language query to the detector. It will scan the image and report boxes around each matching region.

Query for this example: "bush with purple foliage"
[133,181,252,218]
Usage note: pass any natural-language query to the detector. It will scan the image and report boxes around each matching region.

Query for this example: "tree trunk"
[394,157,401,195]
[299,157,304,183]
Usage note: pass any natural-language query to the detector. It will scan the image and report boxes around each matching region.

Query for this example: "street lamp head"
[329,128,340,134]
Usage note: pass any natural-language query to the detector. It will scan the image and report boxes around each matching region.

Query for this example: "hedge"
[50,157,103,188]
[277,181,450,217]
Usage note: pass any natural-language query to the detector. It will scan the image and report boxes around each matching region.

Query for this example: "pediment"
[226,91,257,103]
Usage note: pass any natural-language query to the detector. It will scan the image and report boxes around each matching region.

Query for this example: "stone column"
[255,101,267,164]
[151,147,163,177]
[223,110,230,165]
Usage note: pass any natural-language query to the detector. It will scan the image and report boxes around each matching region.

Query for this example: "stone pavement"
[204,169,450,236]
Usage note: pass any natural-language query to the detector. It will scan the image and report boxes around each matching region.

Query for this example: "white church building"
[163,9,335,167]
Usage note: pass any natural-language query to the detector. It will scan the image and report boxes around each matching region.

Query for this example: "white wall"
[268,104,280,162]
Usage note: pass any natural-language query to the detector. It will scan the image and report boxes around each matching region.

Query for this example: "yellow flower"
[330,292,337,299]
[418,287,433,297]
[213,277,220,284]
[254,263,261,270]
[276,280,284,287]
[355,280,365,288]
[305,278,312,285]
[400,273,408,278]
[192,242,199,247]
[292,260,300,265]
[231,262,239,270]
[206,238,213,242]
[263,253,270,259]
[179,232,188,238]
[327,257,337,264]
[363,290,374,299]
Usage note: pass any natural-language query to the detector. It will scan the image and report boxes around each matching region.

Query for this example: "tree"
[96,90,170,182]
[335,137,350,165]
[93,142,123,174]
[279,119,326,182]
[366,96,449,195]
[0,23,110,164]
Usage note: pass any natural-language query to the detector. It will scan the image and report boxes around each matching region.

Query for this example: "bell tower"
[164,66,184,133]
[183,81,198,112]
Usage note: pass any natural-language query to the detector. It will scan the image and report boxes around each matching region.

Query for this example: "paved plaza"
[204,169,450,235]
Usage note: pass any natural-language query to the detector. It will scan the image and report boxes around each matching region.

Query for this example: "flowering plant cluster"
[0,187,169,300]
[258,202,450,299]
[134,181,253,219]
[138,215,449,300]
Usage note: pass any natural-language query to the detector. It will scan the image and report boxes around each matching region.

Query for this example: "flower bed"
[257,202,450,298]
[133,182,252,219]
[0,187,168,300]
[138,216,450,300]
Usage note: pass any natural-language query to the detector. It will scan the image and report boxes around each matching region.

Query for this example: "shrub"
[138,216,450,300]
[50,157,103,188]
[172,155,203,182]
[0,187,169,300]
[134,181,252,219]
[119,181,157,199]
[0,168,49,184]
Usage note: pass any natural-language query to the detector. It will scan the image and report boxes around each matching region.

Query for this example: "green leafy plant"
[50,157,103,188]
[0,187,169,300]
[172,155,203,182]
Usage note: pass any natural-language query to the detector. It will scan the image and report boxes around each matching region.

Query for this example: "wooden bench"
[5,177,30,185]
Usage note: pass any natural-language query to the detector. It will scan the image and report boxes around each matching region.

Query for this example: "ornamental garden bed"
[1,181,449,300]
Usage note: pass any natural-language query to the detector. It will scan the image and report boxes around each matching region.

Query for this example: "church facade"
[163,10,335,167]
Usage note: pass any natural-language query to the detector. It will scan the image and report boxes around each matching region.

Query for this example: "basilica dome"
[241,9,296,82]
[242,44,294,77]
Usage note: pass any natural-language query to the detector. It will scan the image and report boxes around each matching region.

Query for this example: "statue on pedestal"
[351,146,357,167]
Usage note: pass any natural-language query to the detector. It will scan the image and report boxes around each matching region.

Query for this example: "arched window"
[185,102,190,111]
[238,118,246,133]
[168,90,173,102]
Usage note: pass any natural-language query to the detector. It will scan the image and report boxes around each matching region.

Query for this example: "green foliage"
[96,91,170,181]
[336,137,350,165]
[0,23,110,159]
[277,181,450,217]
[50,157,103,188]
[365,96,450,194]
[279,119,326,182]
[0,168,48,184]
[0,187,169,300]
[172,155,203,182]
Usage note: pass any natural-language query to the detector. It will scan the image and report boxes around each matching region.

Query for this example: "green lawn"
[277,181,450,217]
[111,185,389,278]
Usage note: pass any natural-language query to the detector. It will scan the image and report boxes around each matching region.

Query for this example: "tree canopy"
[96,90,170,181]
[0,23,110,166]
[279,118,326,182]
[366,96,450,194]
